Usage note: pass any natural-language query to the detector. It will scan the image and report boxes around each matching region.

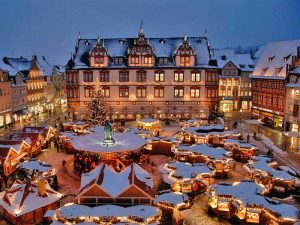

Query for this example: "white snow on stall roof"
[176,144,228,160]
[138,118,159,124]
[80,163,153,197]
[247,156,296,181]
[68,126,146,153]
[224,139,255,149]
[154,192,189,206]
[167,161,213,177]
[0,143,22,152]
[0,180,62,217]
[212,181,298,220]
[252,39,300,79]
[19,159,53,173]
[53,204,160,221]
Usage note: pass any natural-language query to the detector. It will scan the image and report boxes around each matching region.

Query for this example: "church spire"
[139,21,144,36]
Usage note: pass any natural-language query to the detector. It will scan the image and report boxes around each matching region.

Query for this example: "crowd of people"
[73,151,102,174]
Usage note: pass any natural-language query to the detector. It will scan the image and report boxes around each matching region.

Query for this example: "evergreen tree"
[84,86,110,127]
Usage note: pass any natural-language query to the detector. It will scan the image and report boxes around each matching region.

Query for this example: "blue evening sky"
[0,0,299,65]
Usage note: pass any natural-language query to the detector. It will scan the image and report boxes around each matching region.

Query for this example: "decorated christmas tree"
[85,79,110,127]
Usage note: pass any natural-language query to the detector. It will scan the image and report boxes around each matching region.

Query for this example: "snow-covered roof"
[215,48,255,72]
[290,66,300,74]
[160,161,213,185]
[185,124,224,134]
[154,192,189,207]
[175,144,229,160]
[3,55,53,77]
[79,163,153,198]
[67,126,146,153]
[137,118,160,124]
[253,45,266,64]
[0,180,62,217]
[246,156,296,181]
[224,139,256,149]
[50,203,161,224]
[212,181,298,220]
[0,140,29,157]
[70,36,211,68]
[9,132,42,146]
[252,39,300,79]
[19,159,54,174]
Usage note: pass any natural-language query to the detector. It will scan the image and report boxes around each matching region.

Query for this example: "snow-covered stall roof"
[9,132,42,146]
[175,144,229,160]
[137,118,160,124]
[70,36,211,69]
[154,192,190,209]
[67,126,146,153]
[0,180,62,217]
[245,156,296,181]
[224,139,256,149]
[0,140,30,158]
[78,163,153,198]
[160,161,213,185]
[49,203,161,224]
[211,181,298,221]
[252,39,300,79]
[19,159,54,175]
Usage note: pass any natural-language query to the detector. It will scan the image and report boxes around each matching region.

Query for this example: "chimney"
[37,178,47,197]
[297,47,300,57]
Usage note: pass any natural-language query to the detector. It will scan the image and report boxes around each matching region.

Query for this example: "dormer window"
[174,37,195,67]
[144,56,152,64]
[221,55,226,60]
[269,56,275,62]
[239,64,245,68]
[275,67,282,74]
[159,38,165,44]
[249,64,254,69]
[159,57,168,65]
[284,54,291,61]
[262,67,268,74]
[90,39,109,67]
[289,75,297,83]
[119,40,125,45]
[114,57,124,65]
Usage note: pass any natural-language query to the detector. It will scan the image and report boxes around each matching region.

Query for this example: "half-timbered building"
[251,40,300,130]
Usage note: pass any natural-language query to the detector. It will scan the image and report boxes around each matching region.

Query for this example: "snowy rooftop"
[154,192,189,207]
[246,156,296,181]
[50,203,160,223]
[252,39,300,79]
[137,118,160,124]
[70,36,211,68]
[212,181,298,220]
[79,163,153,198]
[19,159,54,174]
[224,139,256,149]
[65,126,146,153]
[215,48,255,72]
[175,144,229,160]
[0,180,62,217]
[185,124,225,134]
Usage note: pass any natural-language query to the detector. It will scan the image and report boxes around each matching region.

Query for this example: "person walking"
[247,134,250,143]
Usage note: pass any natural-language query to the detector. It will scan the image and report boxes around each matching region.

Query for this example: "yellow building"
[0,68,12,128]
[215,50,254,112]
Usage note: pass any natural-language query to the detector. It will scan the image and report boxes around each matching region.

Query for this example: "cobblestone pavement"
[37,147,80,196]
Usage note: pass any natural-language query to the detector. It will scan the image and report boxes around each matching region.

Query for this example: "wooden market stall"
[245,156,297,196]
[136,118,161,134]
[172,144,234,177]
[160,161,214,194]
[9,132,44,157]
[224,139,259,161]
[22,125,56,143]
[45,203,161,225]
[77,162,154,206]
[145,136,180,155]
[0,179,62,225]
[63,121,89,134]
[0,140,30,176]
[208,181,299,224]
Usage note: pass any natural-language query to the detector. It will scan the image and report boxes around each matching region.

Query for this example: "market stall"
[0,140,30,176]
[136,118,161,134]
[63,121,89,134]
[224,139,259,161]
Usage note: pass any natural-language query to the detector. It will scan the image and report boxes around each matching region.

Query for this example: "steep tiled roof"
[252,39,300,79]
[70,36,211,68]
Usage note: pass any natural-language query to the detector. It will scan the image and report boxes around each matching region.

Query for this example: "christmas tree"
[85,79,110,127]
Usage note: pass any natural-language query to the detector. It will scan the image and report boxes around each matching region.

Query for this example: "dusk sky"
[0,0,300,65]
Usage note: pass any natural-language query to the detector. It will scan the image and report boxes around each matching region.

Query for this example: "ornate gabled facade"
[66,27,218,120]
